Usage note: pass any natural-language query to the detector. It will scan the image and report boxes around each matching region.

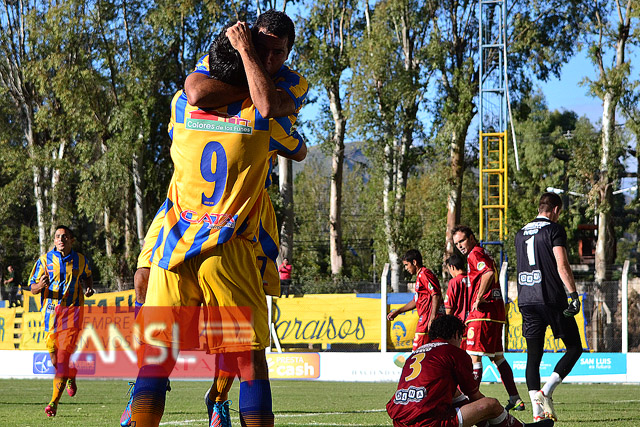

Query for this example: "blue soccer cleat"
[120,381,135,427]
[205,387,232,427]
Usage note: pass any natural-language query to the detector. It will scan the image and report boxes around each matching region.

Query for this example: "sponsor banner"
[267,353,319,379]
[387,305,418,351]
[20,310,47,350]
[32,352,96,375]
[0,308,16,349]
[318,352,404,382]
[22,289,135,314]
[506,296,588,351]
[494,353,627,383]
[273,295,380,344]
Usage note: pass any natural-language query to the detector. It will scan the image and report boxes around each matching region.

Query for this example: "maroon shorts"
[464,320,504,356]
[392,407,460,427]
[412,332,432,351]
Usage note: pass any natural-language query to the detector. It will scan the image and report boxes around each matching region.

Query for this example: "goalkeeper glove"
[563,292,580,317]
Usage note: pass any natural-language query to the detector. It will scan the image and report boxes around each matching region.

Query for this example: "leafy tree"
[295,0,362,277]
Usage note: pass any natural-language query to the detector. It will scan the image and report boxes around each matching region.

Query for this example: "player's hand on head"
[226,21,252,53]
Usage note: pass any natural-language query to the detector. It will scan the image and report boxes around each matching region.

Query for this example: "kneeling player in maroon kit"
[388,249,443,351]
[387,315,553,427]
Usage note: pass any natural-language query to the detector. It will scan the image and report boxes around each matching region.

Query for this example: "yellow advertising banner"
[273,294,381,344]
[387,304,418,351]
[506,296,588,351]
[0,308,16,349]
[23,289,135,314]
[20,310,47,350]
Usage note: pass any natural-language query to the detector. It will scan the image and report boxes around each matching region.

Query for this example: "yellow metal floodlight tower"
[478,0,508,246]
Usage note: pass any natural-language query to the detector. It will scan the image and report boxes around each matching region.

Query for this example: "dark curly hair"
[428,315,465,341]
[451,225,475,240]
[402,249,423,266]
[254,9,295,52]
[208,25,248,87]
[445,253,465,271]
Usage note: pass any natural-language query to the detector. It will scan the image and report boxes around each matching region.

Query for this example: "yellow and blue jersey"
[28,250,92,332]
[150,90,304,270]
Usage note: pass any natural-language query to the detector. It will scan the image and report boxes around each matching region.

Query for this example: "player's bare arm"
[227,22,297,118]
[277,142,307,162]
[473,270,494,310]
[553,245,577,293]
[184,73,249,108]
[83,275,95,298]
[387,299,416,321]
[427,293,442,329]
[31,273,49,294]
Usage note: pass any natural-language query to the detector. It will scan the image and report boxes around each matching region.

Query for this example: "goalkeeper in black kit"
[514,192,583,423]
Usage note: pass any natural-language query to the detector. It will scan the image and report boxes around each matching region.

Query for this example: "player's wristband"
[569,292,578,300]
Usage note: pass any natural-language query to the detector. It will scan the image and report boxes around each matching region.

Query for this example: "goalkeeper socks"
[130,367,169,427]
[495,358,519,398]
[134,301,143,318]
[473,362,483,386]
[529,390,544,419]
[541,371,562,397]
[239,379,274,427]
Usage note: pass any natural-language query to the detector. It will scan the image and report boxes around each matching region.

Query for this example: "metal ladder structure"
[478,0,508,246]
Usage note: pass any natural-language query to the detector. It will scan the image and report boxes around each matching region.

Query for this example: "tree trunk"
[132,144,145,247]
[279,157,294,262]
[328,84,345,277]
[49,141,66,236]
[446,125,467,256]
[595,91,616,284]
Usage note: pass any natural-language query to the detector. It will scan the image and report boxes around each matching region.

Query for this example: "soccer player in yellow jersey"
[28,226,94,418]
[128,17,305,427]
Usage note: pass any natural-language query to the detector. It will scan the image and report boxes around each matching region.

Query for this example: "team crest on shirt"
[186,110,252,135]
[477,261,486,270]
[180,210,236,230]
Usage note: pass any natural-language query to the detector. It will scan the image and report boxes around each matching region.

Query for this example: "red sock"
[473,362,483,388]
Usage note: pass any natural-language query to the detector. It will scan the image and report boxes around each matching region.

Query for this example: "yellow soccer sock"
[51,376,66,404]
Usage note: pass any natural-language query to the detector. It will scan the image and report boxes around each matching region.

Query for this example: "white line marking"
[159,409,387,425]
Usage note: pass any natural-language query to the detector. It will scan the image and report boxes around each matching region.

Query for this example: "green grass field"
[1,379,639,426]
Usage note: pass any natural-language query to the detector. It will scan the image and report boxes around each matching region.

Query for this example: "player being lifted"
[387,249,443,351]
[387,315,553,427]
[515,192,583,422]
[452,226,525,412]
[126,20,305,427]
[121,10,307,427]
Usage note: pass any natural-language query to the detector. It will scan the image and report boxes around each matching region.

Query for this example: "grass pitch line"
[160,409,387,425]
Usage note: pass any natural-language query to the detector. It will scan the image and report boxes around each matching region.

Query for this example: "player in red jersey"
[452,226,524,412]
[388,249,443,351]
[444,253,472,323]
[387,315,553,427]
[444,254,472,350]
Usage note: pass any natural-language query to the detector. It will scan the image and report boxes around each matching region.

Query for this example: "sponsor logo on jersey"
[518,270,542,286]
[394,386,427,404]
[180,210,236,230]
[186,110,252,134]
